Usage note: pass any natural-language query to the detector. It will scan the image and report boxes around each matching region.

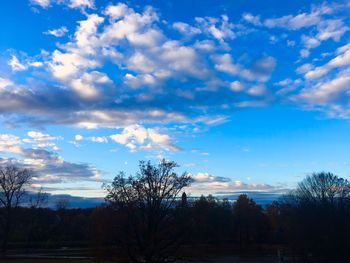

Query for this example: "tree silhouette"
[293,171,350,205]
[104,159,192,263]
[0,165,32,254]
[233,194,270,247]
[281,172,350,262]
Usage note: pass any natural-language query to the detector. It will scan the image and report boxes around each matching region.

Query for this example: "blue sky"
[0,0,350,198]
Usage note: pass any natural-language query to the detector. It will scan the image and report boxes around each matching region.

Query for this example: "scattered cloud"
[44,26,68,37]
[213,54,276,82]
[1,2,278,130]
[188,172,278,194]
[242,13,261,26]
[110,124,178,152]
[31,0,51,8]
[305,43,350,79]
[8,55,27,71]
[0,132,102,185]
[74,134,108,143]
[0,77,13,89]
[173,22,201,36]
[31,0,94,9]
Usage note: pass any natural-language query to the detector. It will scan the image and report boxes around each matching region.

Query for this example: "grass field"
[0,260,93,263]
[0,259,299,263]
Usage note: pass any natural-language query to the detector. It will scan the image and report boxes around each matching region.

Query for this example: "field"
[0,260,92,263]
[0,256,300,263]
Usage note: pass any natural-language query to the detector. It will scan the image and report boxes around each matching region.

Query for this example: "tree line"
[1,161,350,262]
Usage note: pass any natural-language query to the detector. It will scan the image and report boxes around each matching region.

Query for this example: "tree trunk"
[2,207,12,255]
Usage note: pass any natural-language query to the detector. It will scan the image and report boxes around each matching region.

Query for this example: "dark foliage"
[1,167,350,263]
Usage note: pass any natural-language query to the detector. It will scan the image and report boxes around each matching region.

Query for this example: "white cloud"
[305,43,350,79]
[301,35,320,49]
[104,3,132,20]
[230,81,246,92]
[23,131,62,151]
[242,13,261,26]
[0,134,23,155]
[0,77,13,89]
[261,3,349,60]
[188,172,277,194]
[31,0,94,9]
[0,134,22,147]
[74,134,108,143]
[173,22,201,36]
[70,71,111,100]
[247,84,267,96]
[265,13,319,30]
[195,15,235,41]
[297,69,350,104]
[124,73,156,88]
[193,40,216,51]
[0,132,102,184]
[8,55,44,72]
[213,54,276,82]
[300,49,310,58]
[296,63,314,74]
[316,19,348,41]
[31,0,51,8]
[68,0,94,9]
[263,4,333,30]
[0,1,318,131]
[8,55,27,71]
[192,172,230,183]
[75,134,83,141]
[110,124,178,152]
[26,131,62,141]
[44,26,68,37]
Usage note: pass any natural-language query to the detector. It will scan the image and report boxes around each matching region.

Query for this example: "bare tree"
[293,172,350,205]
[0,165,32,253]
[104,159,192,263]
[281,172,350,261]
[29,187,48,209]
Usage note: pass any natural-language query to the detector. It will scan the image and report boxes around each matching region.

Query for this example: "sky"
[0,0,350,199]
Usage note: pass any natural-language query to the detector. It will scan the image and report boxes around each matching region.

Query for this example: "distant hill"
[25,190,283,209]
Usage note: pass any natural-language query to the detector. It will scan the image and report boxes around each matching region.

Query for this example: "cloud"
[242,13,261,26]
[0,134,22,147]
[9,1,350,137]
[188,172,278,194]
[292,42,350,118]
[74,134,108,143]
[195,15,236,41]
[8,55,27,71]
[7,54,43,72]
[213,53,276,82]
[297,69,350,105]
[262,3,337,30]
[296,63,314,74]
[44,26,68,37]
[31,0,94,9]
[0,133,102,185]
[68,0,94,9]
[26,131,62,142]
[192,172,231,183]
[1,2,276,130]
[264,12,321,30]
[305,43,350,79]
[110,124,178,152]
[248,3,349,58]
[173,22,201,36]
[0,77,13,89]
[22,131,63,151]
[31,0,51,8]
